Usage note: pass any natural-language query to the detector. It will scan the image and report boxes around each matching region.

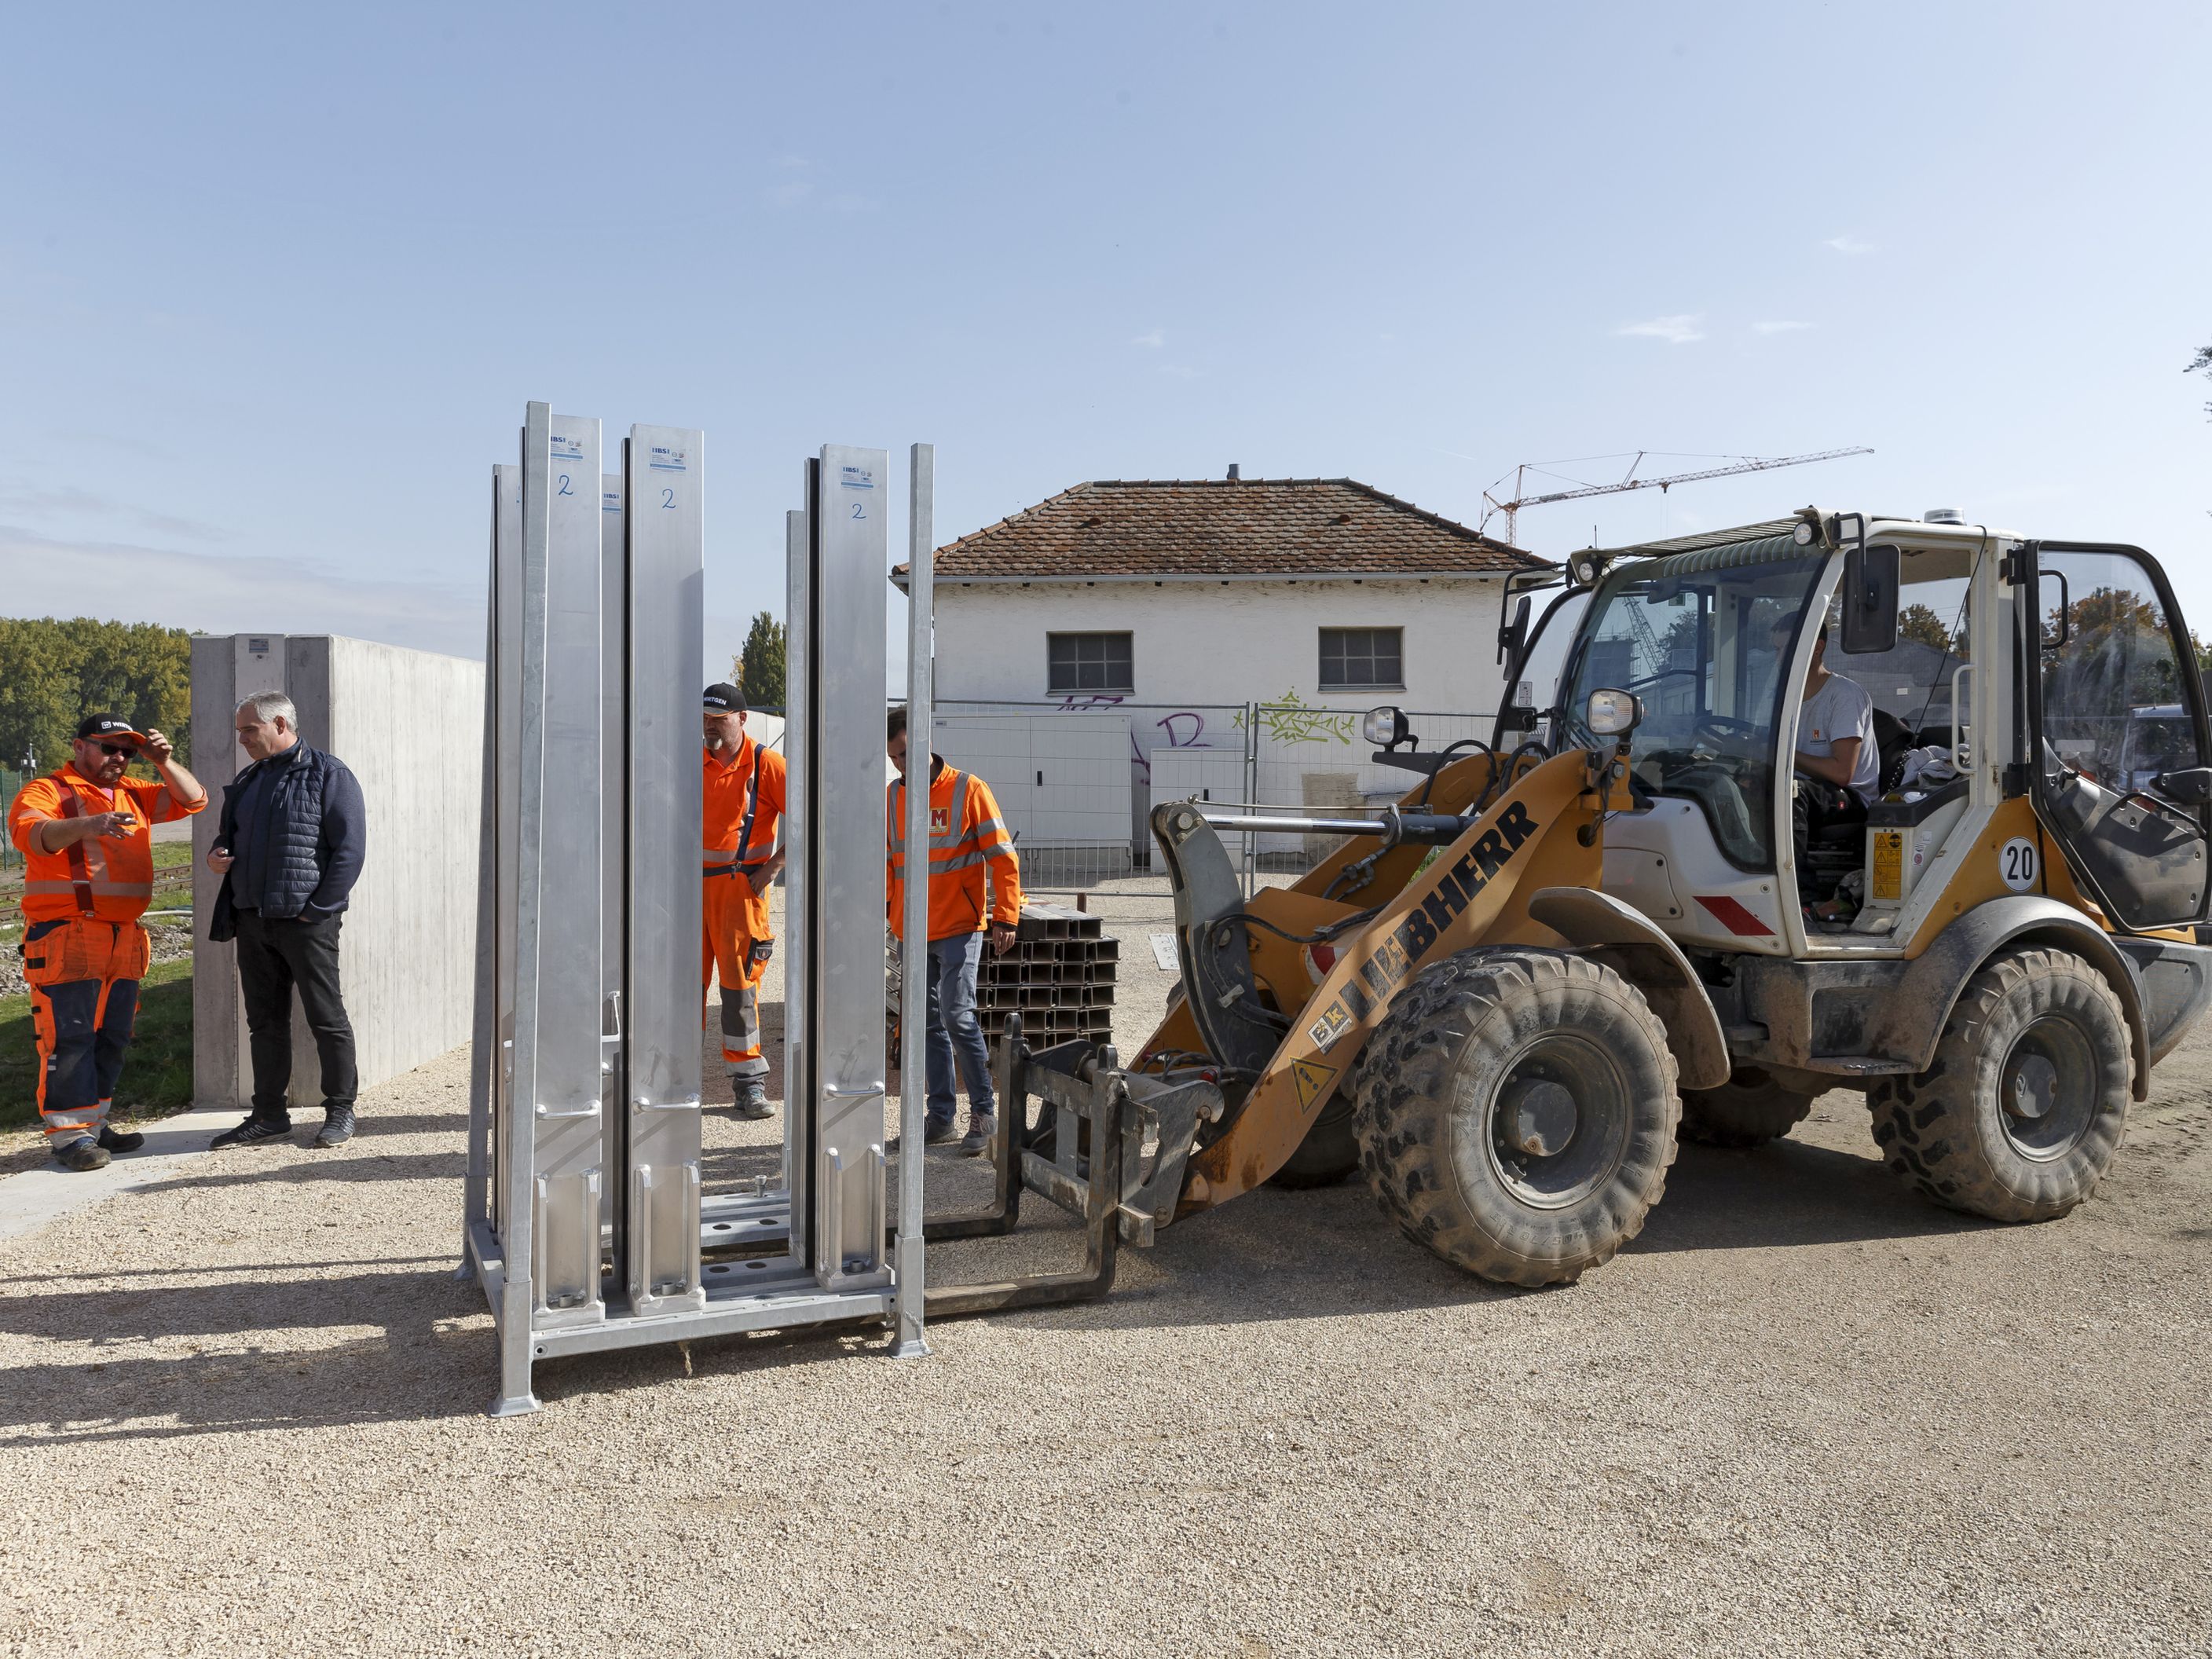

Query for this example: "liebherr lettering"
[1306,802,1541,1053]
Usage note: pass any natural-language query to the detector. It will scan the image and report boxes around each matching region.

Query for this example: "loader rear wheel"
[1267,1090,1359,1188]
[1678,1070,1816,1148]
[1867,948,2130,1222]
[1353,947,1679,1287]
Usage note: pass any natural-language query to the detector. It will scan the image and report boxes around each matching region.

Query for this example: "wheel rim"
[1998,1013,2097,1160]
[1481,1034,1632,1210]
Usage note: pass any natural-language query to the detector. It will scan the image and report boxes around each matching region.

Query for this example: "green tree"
[736,610,786,709]
[2188,344,2211,417]
[1898,602,1968,659]
[0,617,193,777]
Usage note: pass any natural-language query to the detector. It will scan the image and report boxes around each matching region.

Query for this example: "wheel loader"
[1084,507,2212,1287]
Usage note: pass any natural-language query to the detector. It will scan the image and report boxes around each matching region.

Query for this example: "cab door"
[2023,542,2212,930]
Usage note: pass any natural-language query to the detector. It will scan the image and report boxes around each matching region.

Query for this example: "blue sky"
[3,2,2207,682]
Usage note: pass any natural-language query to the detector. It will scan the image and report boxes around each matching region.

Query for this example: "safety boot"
[313,1106,357,1148]
[97,1126,145,1155]
[732,1078,774,1120]
[961,1114,998,1158]
[53,1137,111,1173]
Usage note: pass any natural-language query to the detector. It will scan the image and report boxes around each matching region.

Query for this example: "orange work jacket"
[8,771,204,924]
[886,759,1023,942]
[703,734,786,872]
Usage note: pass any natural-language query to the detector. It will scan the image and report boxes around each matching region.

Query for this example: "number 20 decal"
[1999,837,2038,893]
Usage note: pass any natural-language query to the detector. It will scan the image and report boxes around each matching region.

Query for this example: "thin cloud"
[0,479,231,541]
[0,526,483,659]
[1752,320,1814,335]
[1131,328,1165,349]
[1617,314,1705,345]
[1157,364,1199,380]
[767,179,813,208]
[1824,234,1874,255]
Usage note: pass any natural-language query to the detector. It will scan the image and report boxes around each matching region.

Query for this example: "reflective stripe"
[927,850,990,873]
[24,879,152,897]
[703,848,739,864]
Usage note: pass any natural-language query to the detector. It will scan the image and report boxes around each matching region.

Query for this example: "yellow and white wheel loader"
[1102,508,2212,1287]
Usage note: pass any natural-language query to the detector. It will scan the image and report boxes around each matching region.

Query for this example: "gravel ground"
[4,881,2210,1656]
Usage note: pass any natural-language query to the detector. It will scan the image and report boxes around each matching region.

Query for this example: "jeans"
[233,908,357,1121]
[925,932,995,1125]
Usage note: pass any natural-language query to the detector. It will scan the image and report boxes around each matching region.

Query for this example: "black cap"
[76,714,145,744]
[702,683,745,713]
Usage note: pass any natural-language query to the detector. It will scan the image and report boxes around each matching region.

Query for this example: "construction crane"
[1480,447,1874,547]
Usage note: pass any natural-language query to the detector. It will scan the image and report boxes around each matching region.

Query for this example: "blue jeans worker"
[886,704,1023,1154]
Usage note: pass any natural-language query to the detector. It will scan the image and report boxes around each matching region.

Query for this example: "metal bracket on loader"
[919,1014,1222,1317]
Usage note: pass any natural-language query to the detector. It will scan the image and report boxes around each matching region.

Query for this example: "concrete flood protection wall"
[191,633,485,1111]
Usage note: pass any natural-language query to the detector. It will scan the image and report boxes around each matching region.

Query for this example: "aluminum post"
[461,469,502,1280]
[892,443,934,1358]
[491,463,522,1240]
[808,446,891,1291]
[600,471,628,1269]
[522,413,608,1335]
[781,503,811,1236]
[493,409,554,1416]
[623,427,707,1314]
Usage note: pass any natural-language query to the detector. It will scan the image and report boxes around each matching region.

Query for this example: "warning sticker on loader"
[1307,999,1352,1053]
[1291,1057,1338,1115]
[1871,830,1903,901]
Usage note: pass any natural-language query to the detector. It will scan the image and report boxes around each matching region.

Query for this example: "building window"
[1047,632,1134,694]
[1319,627,1404,690]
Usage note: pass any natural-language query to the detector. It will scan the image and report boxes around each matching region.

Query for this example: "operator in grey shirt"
[1774,614,1878,917]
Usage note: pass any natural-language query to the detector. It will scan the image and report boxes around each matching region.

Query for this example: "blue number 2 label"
[851,502,866,519]
[557,474,574,496]
[661,488,676,510]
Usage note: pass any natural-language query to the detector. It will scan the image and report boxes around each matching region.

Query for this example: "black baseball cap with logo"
[702,683,746,713]
[76,714,146,745]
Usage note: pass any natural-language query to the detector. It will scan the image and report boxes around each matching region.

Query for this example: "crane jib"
[1307,800,1541,1052]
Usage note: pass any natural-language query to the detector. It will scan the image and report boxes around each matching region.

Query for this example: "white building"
[898,473,1546,876]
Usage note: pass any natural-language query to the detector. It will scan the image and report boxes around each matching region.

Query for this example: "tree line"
[0,618,193,778]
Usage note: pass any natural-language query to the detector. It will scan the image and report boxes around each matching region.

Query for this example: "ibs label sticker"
[550,432,584,460]
[648,445,687,472]
[840,464,874,490]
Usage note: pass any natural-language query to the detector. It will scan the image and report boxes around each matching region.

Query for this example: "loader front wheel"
[1678,1070,1816,1148]
[1354,947,1679,1287]
[1267,1090,1359,1188]
[1867,948,2130,1221]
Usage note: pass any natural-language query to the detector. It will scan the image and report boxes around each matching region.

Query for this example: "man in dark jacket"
[205,690,368,1150]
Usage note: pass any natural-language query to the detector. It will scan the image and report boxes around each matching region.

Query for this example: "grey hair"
[237,690,297,728]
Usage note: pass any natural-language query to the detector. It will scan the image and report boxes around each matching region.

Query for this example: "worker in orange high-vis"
[885,703,1023,1156]
[701,683,786,1119]
[7,714,206,1171]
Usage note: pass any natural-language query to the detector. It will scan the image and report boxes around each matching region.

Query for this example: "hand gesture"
[139,728,174,767]
[90,811,135,840]
[207,846,235,873]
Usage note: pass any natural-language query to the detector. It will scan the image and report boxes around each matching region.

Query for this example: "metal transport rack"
[458,407,1211,1415]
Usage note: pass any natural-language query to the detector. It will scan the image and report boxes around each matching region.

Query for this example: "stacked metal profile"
[975,903,1119,1048]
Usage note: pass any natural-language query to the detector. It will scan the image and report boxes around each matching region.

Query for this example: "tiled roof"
[899,478,1544,582]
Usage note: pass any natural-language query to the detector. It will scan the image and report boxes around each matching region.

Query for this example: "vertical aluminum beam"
[623,425,707,1314]
[781,502,811,1242]
[809,445,891,1289]
[492,463,523,1236]
[892,444,934,1357]
[519,412,607,1339]
[462,471,504,1267]
[599,471,629,1263]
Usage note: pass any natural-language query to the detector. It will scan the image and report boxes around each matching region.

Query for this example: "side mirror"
[1362,705,1412,749]
[1496,595,1532,669]
[1843,542,1899,654]
[1584,687,1643,738]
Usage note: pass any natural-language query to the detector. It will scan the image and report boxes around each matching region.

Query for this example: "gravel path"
[4,883,2210,1655]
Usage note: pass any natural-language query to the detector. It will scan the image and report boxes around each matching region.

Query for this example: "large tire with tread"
[1353,947,1680,1287]
[1267,1091,1359,1188]
[1679,1069,1816,1148]
[1867,947,2130,1221]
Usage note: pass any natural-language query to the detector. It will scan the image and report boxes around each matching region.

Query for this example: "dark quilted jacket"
[208,744,367,941]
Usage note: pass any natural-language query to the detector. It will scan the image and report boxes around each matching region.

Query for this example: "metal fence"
[0,769,20,871]
[927,698,1495,895]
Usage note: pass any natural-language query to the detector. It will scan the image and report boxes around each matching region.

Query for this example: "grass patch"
[0,958,194,1133]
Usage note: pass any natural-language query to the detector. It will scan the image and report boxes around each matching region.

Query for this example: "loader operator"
[7,714,205,1171]
[886,705,1022,1156]
[702,683,786,1120]
[1775,614,1878,902]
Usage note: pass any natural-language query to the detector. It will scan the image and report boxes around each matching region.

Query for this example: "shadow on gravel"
[1632,1138,1986,1254]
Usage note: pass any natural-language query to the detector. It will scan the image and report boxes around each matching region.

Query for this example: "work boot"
[53,1137,112,1172]
[960,1114,998,1158]
[211,1115,291,1150]
[313,1106,357,1148]
[884,1117,960,1155]
[97,1126,146,1155]
[732,1078,774,1121]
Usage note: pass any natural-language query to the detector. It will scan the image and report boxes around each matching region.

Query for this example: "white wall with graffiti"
[926,576,1509,884]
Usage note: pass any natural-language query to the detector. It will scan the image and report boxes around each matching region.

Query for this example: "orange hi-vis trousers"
[23,917,151,1144]
[702,864,773,1079]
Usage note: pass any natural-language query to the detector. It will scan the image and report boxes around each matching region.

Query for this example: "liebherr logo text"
[1305,802,1540,1052]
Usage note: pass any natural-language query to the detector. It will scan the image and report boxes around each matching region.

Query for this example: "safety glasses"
[97,742,139,758]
